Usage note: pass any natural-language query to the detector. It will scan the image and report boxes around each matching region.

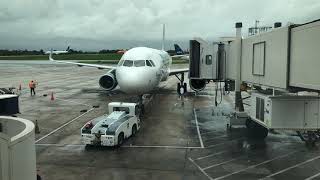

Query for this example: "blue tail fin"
[66,46,70,51]
[174,44,184,55]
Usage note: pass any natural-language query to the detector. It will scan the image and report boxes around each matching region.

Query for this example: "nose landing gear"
[137,95,145,117]
[175,73,187,95]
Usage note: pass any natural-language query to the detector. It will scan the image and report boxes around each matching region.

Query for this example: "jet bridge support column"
[235,22,244,111]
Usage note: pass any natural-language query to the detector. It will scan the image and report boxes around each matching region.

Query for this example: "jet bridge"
[188,19,320,145]
[226,19,320,92]
[189,38,226,91]
[239,19,320,145]
[188,19,320,92]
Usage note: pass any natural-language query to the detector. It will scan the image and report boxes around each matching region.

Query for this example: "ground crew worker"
[37,169,42,180]
[29,80,37,96]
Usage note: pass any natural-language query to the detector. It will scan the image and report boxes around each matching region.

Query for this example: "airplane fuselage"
[115,47,172,94]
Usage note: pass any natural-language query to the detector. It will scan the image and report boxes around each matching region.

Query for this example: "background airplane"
[174,44,185,55]
[45,46,70,55]
[171,44,189,60]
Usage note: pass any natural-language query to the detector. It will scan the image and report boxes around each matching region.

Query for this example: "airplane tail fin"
[162,24,165,51]
[174,44,184,55]
[66,46,70,51]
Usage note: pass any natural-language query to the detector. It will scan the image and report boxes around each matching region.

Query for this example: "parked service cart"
[81,102,140,147]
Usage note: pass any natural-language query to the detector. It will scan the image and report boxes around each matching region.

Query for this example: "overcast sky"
[0,0,319,51]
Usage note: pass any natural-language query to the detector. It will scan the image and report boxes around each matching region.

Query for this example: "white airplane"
[45,46,70,54]
[48,25,195,104]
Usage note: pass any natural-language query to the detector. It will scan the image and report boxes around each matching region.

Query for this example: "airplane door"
[304,100,319,128]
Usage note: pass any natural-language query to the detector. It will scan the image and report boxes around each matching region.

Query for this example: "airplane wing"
[169,68,189,76]
[171,54,189,59]
[49,52,115,70]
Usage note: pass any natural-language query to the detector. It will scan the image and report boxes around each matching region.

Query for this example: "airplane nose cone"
[116,67,154,94]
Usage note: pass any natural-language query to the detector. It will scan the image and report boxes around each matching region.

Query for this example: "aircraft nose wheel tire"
[177,83,181,94]
[177,83,187,95]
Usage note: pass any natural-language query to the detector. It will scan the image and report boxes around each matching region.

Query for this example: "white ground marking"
[35,108,95,143]
[197,95,215,98]
[214,150,300,180]
[196,150,228,160]
[203,157,241,170]
[188,157,214,180]
[204,135,228,142]
[261,154,320,179]
[54,97,92,107]
[36,144,85,147]
[36,143,202,149]
[305,172,320,180]
[205,137,244,148]
[194,108,204,148]
[122,145,202,149]
[200,131,220,135]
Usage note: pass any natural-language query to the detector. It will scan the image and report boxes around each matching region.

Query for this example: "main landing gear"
[175,73,187,95]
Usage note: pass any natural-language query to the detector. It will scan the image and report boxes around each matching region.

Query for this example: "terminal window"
[205,55,212,65]
[252,42,265,76]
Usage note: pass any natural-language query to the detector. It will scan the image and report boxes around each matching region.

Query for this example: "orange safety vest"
[29,81,35,88]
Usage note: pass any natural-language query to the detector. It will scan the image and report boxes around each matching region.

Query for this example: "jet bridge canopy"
[225,19,320,92]
[289,20,320,90]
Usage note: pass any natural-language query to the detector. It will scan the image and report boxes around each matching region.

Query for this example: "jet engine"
[189,79,206,91]
[99,72,117,91]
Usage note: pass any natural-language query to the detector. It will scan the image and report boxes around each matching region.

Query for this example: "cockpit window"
[118,59,124,66]
[146,60,152,67]
[123,60,133,67]
[134,60,145,67]
[149,60,156,67]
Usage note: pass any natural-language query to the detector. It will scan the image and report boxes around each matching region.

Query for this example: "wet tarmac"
[1,60,320,180]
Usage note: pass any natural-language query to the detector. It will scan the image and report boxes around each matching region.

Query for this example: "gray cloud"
[0,0,319,50]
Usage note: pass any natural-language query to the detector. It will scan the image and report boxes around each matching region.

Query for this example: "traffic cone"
[35,120,40,134]
[50,92,55,101]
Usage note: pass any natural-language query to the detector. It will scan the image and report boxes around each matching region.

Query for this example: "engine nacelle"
[99,73,118,91]
[190,79,206,91]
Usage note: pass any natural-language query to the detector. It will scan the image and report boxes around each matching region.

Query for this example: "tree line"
[0,48,177,56]
[0,49,45,56]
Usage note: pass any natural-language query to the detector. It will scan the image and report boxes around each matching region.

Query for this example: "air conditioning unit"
[250,93,320,130]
